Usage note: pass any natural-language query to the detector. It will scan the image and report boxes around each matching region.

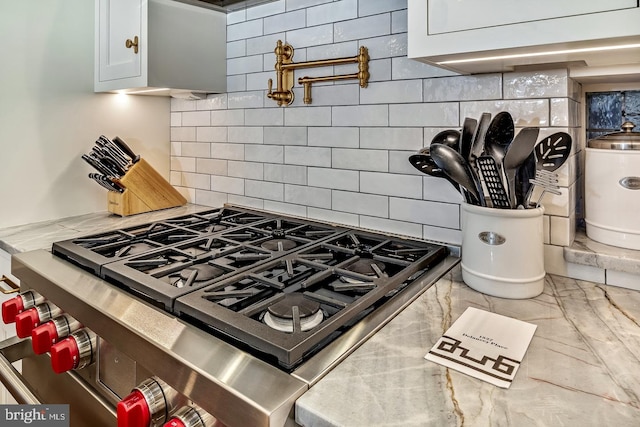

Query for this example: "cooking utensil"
[430,143,484,206]
[113,136,140,163]
[408,152,472,203]
[483,111,514,165]
[477,155,511,208]
[469,112,491,164]
[88,173,125,193]
[534,132,572,172]
[503,127,539,207]
[527,170,561,207]
[459,117,477,160]
[430,129,460,151]
[82,154,115,178]
[515,151,536,208]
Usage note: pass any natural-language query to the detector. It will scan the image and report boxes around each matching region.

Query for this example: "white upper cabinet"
[95,0,227,95]
[408,0,640,74]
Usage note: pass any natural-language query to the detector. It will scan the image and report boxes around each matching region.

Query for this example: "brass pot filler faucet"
[267,40,370,106]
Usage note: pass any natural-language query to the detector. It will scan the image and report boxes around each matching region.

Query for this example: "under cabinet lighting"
[437,43,640,65]
[118,88,171,95]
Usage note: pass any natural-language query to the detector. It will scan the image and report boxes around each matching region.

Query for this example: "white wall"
[0,0,170,229]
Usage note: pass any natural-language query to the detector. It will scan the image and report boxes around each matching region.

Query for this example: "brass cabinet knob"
[125,36,139,54]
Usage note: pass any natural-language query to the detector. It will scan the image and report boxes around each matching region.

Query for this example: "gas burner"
[174,264,226,288]
[263,294,324,333]
[261,239,297,251]
[346,259,386,276]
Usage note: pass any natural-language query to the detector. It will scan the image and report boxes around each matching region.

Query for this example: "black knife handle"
[113,136,140,163]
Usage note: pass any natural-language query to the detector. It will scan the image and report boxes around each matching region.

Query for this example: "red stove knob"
[14,302,62,338]
[118,377,186,427]
[2,290,43,324]
[163,405,218,427]
[117,390,151,427]
[31,314,82,354]
[50,329,95,373]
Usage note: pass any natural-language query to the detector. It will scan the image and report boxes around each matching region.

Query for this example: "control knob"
[31,314,82,355]
[50,329,96,373]
[14,302,62,338]
[2,290,43,324]
[118,377,186,427]
[163,405,220,427]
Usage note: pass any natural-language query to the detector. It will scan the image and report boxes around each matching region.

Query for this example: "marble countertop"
[296,266,640,427]
[565,229,640,275]
[0,205,210,255]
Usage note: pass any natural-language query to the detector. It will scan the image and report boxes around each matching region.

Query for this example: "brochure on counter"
[425,307,537,388]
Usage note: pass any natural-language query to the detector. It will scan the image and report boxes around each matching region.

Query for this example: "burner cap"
[179,264,224,282]
[264,294,323,333]
[261,239,297,251]
[347,259,386,276]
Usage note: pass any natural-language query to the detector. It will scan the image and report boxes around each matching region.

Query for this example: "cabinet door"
[97,0,143,82]
[428,0,638,34]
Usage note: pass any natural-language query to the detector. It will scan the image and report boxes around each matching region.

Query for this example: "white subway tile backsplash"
[264,164,307,184]
[423,224,462,246]
[171,156,196,173]
[198,94,228,110]
[227,40,246,59]
[247,33,286,56]
[391,9,408,33]
[196,158,227,175]
[171,127,196,142]
[307,0,357,26]
[264,200,308,217]
[389,198,459,229]
[360,172,422,198]
[308,167,358,191]
[228,91,265,109]
[332,148,388,172]
[359,216,422,240]
[211,143,244,160]
[503,69,569,99]
[245,180,284,201]
[360,127,422,151]
[390,57,454,80]
[228,161,264,180]
[334,14,390,42]
[170,112,181,127]
[285,146,331,167]
[227,19,263,42]
[211,110,245,126]
[359,34,408,59]
[285,184,331,208]
[307,207,359,227]
[359,0,408,16]
[181,142,210,158]
[309,127,358,148]
[211,175,244,195]
[264,126,307,145]
[460,100,549,127]
[264,9,306,34]
[197,127,227,143]
[195,189,228,207]
[171,1,579,264]
[227,55,265,76]
[285,107,332,126]
[360,80,422,104]
[245,144,283,163]
[389,103,458,127]
[332,190,389,217]
[305,84,360,106]
[228,127,264,144]
[182,172,210,190]
[285,24,334,48]
[247,0,285,20]
[332,105,389,127]
[423,74,502,102]
[246,109,284,126]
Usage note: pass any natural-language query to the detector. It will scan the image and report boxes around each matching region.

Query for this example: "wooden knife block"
[107,158,186,216]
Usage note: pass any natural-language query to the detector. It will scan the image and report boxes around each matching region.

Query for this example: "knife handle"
[113,136,140,163]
